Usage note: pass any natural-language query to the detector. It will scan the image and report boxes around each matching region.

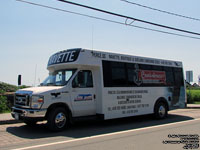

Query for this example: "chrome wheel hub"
[55,112,66,128]
[158,105,166,117]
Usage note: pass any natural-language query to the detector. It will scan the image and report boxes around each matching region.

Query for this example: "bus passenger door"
[71,70,96,117]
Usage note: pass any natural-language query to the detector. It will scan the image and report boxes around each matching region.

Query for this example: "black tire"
[24,120,37,126]
[154,102,168,119]
[47,107,68,131]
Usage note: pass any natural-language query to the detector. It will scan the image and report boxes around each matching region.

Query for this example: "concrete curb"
[0,120,22,125]
[186,104,200,109]
[0,113,22,125]
[186,106,200,109]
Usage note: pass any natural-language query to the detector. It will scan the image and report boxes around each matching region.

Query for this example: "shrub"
[0,82,18,92]
[0,96,10,113]
[187,89,200,104]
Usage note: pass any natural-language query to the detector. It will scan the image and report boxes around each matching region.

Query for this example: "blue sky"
[1,0,200,85]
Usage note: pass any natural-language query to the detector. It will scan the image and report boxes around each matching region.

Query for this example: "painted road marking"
[12,118,200,150]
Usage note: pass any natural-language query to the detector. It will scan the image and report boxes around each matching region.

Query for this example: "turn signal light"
[38,98,44,103]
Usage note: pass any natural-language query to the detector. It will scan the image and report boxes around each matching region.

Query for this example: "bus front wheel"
[47,107,69,131]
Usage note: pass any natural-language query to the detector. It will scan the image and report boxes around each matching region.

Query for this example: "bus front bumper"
[11,107,47,121]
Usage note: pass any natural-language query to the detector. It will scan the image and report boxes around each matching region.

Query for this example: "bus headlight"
[31,95,44,109]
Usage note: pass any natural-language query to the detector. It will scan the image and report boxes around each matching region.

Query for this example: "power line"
[15,0,200,40]
[57,0,200,36]
[121,0,200,22]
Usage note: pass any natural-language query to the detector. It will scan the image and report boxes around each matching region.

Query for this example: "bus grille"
[15,94,30,107]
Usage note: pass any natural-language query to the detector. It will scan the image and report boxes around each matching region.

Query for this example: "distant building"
[186,71,193,83]
[185,80,191,88]
[193,83,199,87]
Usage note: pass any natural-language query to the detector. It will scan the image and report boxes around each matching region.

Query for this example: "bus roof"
[47,48,183,70]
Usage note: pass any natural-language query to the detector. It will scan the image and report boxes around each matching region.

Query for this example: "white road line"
[11,118,200,150]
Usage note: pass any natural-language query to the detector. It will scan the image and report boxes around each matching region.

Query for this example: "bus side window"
[173,68,184,86]
[72,70,93,88]
[163,67,174,86]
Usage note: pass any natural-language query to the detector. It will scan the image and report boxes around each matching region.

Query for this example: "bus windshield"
[41,69,76,86]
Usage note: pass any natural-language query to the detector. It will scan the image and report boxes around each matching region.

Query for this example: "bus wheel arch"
[154,98,169,119]
[46,103,72,131]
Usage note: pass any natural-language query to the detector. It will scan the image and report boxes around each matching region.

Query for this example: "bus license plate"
[15,113,19,120]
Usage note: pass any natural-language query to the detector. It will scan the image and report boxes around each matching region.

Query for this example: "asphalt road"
[1,109,200,150]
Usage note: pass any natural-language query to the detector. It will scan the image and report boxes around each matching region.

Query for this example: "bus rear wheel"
[154,102,168,119]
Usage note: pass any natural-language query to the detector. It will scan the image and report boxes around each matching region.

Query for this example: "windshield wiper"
[46,83,55,86]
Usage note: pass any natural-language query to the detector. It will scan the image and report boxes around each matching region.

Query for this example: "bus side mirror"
[18,75,21,86]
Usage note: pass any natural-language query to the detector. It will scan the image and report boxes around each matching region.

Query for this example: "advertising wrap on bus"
[139,70,166,84]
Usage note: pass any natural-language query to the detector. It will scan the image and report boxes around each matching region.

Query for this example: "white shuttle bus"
[12,48,186,131]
